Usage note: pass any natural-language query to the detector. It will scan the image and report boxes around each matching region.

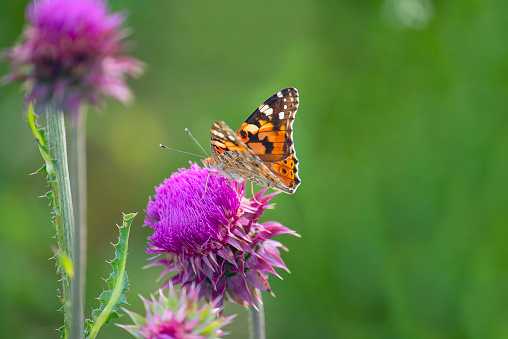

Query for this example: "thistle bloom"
[120,285,234,339]
[145,163,299,308]
[2,0,143,119]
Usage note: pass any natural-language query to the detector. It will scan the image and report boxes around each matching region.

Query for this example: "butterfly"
[202,87,301,194]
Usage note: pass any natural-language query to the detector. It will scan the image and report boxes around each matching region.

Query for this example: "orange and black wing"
[236,87,298,162]
[210,121,256,158]
[209,121,286,189]
[236,87,300,193]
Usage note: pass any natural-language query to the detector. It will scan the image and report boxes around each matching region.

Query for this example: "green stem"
[70,108,87,339]
[46,105,80,337]
[249,291,265,339]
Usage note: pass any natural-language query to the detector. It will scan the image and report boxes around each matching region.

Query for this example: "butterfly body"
[202,87,300,194]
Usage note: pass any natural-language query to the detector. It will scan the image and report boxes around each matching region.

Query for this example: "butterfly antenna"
[159,144,206,159]
[185,128,209,157]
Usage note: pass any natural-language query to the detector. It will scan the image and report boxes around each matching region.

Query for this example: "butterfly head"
[201,157,214,170]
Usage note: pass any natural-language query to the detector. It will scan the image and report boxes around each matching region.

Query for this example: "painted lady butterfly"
[202,87,301,194]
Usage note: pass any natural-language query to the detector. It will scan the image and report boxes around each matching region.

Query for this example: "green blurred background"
[1,0,508,338]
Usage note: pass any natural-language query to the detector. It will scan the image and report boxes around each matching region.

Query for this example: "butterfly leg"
[219,177,242,201]
[250,182,262,205]
[202,170,244,202]
[220,177,243,201]
[201,172,230,200]
[202,172,214,200]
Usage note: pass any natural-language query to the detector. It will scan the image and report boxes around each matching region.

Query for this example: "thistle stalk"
[45,104,82,337]
[70,107,88,338]
[249,293,265,339]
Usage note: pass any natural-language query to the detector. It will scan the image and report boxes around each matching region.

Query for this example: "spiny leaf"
[27,102,57,179]
[85,212,136,339]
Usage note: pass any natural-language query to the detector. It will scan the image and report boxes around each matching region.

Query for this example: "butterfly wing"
[265,152,300,193]
[208,121,285,189]
[236,87,300,193]
[236,87,298,162]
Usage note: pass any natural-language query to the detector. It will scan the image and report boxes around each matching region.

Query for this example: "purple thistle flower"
[120,285,234,339]
[145,163,299,308]
[2,0,143,119]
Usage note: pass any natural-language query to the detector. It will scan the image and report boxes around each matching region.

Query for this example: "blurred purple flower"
[2,0,143,119]
[145,163,299,308]
[120,285,234,339]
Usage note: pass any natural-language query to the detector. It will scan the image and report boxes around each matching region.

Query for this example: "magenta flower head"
[145,163,299,308]
[2,0,143,119]
[120,285,234,339]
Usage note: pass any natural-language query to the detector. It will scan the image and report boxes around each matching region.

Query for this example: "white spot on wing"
[279,112,284,119]
[284,104,287,109]
[277,91,283,97]
[260,104,273,116]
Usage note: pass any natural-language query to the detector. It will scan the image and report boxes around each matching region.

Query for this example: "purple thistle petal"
[257,241,290,272]
[211,277,227,307]
[226,274,253,306]
[255,221,301,240]
[146,163,241,257]
[216,247,236,266]
[245,270,272,293]
[245,252,281,278]
[227,237,253,254]
[228,257,245,275]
